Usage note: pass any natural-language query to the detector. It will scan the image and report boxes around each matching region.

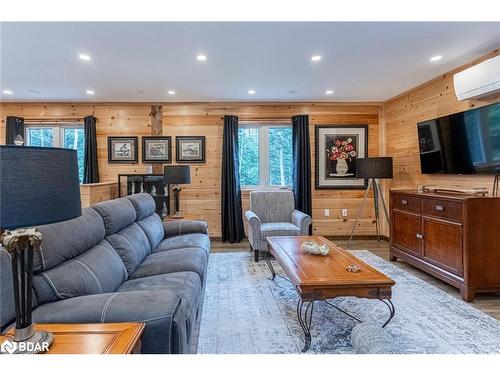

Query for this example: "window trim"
[239,122,292,191]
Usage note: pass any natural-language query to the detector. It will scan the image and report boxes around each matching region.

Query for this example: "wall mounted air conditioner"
[453,55,500,101]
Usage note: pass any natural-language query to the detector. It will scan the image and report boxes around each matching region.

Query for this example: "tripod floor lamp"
[349,157,393,244]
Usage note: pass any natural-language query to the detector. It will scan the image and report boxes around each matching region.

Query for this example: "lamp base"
[8,327,53,354]
[170,212,184,219]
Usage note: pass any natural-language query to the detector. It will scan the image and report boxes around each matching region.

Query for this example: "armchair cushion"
[163,220,208,238]
[260,222,301,240]
[292,209,312,235]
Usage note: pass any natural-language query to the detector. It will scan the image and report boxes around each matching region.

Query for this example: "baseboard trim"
[210,235,390,242]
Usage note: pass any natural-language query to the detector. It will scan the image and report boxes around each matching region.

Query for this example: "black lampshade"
[163,165,191,185]
[357,157,393,179]
[0,146,82,230]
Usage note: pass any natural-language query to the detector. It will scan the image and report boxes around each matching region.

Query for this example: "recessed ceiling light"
[248,89,256,95]
[311,55,322,62]
[288,89,298,95]
[2,89,13,95]
[325,90,334,95]
[86,90,95,95]
[167,90,176,95]
[29,89,40,95]
[430,55,442,62]
[196,54,207,61]
[78,54,91,61]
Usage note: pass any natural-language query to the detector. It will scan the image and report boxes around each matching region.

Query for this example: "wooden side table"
[164,214,205,222]
[0,322,145,354]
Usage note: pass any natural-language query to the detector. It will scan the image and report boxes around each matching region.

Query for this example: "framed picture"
[108,136,138,163]
[176,136,205,163]
[315,125,368,189]
[142,136,172,163]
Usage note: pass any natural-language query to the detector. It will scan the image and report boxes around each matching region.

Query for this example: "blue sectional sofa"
[0,193,210,353]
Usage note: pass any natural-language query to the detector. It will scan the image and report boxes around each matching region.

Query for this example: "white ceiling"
[1,22,499,102]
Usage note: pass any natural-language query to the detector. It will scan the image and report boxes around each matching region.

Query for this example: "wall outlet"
[342,208,348,217]
[324,209,330,217]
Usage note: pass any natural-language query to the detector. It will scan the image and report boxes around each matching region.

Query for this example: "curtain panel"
[292,114,312,233]
[221,115,245,243]
[5,116,24,144]
[83,115,100,183]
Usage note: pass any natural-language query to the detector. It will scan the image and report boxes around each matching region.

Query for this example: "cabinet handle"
[416,233,424,239]
[435,205,444,211]
[401,199,408,205]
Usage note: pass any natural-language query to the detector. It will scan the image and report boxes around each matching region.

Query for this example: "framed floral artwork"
[315,125,368,189]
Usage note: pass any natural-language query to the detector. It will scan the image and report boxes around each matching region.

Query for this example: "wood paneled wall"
[163,103,381,237]
[384,49,500,198]
[0,101,381,238]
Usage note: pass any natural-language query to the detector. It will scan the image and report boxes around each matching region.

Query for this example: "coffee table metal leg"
[265,251,276,280]
[296,299,315,352]
[380,299,395,328]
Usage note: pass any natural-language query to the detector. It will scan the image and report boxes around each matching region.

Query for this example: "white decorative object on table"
[301,241,329,256]
[151,185,156,196]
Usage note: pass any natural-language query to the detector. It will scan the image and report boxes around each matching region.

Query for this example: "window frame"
[24,123,85,182]
[238,122,292,190]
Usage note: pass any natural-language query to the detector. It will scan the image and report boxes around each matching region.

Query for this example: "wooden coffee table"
[266,236,396,352]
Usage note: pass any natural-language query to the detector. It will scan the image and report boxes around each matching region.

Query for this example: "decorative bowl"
[301,241,329,256]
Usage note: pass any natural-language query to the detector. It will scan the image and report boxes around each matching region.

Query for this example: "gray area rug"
[197,251,500,354]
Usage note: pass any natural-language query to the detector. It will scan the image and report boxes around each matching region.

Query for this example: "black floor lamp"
[0,145,82,353]
[349,157,393,244]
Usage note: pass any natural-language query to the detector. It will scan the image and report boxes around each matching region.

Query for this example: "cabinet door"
[422,217,463,277]
[392,210,422,258]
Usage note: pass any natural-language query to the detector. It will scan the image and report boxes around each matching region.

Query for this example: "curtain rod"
[24,117,84,123]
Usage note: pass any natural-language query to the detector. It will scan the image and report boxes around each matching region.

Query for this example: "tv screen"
[417,102,500,174]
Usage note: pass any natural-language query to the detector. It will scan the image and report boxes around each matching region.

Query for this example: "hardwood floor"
[210,238,500,320]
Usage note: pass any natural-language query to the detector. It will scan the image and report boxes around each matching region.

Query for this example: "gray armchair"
[244,190,312,261]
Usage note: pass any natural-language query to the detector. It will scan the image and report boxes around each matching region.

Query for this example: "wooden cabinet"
[390,189,500,301]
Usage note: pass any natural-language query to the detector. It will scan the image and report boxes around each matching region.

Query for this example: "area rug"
[197,251,500,354]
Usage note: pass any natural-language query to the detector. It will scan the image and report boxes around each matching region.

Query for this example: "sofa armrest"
[244,210,262,248]
[31,290,183,353]
[292,209,312,235]
[163,220,208,238]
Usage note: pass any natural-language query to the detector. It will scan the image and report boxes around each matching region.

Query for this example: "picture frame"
[108,136,139,164]
[315,125,368,189]
[142,136,172,163]
[176,136,206,163]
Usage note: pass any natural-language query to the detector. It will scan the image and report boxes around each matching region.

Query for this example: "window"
[25,124,85,183]
[238,124,293,188]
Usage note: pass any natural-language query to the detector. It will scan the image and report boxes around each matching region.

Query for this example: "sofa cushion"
[137,214,164,250]
[155,233,210,256]
[32,240,128,304]
[260,222,301,240]
[93,198,137,236]
[130,248,207,282]
[126,193,157,220]
[118,272,202,352]
[106,223,152,276]
[34,207,105,272]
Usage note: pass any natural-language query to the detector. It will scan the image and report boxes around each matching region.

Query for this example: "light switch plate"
[324,209,330,217]
[342,209,348,217]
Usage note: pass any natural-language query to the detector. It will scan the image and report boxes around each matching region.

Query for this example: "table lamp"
[163,165,191,218]
[349,157,393,244]
[0,145,82,353]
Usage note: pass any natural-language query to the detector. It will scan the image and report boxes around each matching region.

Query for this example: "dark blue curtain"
[83,115,100,183]
[221,115,245,243]
[5,116,24,144]
[292,114,312,233]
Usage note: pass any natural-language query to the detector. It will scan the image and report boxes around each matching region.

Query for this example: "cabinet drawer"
[393,195,421,213]
[422,198,463,223]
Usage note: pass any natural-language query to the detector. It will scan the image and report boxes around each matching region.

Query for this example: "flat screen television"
[417,102,500,174]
